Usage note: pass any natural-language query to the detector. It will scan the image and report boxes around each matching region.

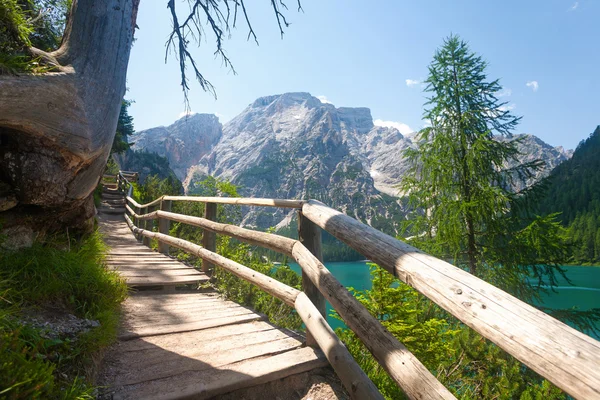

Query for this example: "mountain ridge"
[131,92,572,231]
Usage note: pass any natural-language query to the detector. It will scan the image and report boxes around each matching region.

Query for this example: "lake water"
[287,262,600,339]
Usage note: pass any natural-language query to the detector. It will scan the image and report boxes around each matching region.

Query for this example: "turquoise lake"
[287,262,600,339]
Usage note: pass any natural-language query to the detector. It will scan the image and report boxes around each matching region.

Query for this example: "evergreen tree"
[400,35,567,301]
[111,100,134,155]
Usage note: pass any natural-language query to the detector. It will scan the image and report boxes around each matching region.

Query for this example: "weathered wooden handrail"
[124,215,384,400]
[129,195,304,210]
[301,200,600,400]
[116,171,134,198]
[121,191,600,399]
[128,208,456,399]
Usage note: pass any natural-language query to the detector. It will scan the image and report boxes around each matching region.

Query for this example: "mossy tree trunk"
[0,0,139,243]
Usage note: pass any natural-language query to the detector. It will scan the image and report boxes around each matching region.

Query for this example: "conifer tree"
[400,35,567,302]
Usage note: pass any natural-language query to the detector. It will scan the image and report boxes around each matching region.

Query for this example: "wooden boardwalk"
[97,186,329,399]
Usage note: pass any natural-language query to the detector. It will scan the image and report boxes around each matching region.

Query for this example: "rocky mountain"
[133,92,572,233]
[130,113,222,179]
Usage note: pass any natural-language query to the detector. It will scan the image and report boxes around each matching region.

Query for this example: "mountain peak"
[174,113,220,125]
[250,92,324,111]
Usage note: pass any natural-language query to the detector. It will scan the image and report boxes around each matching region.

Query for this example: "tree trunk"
[0,0,139,247]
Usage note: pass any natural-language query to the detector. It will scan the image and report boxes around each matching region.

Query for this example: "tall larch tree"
[400,35,570,305]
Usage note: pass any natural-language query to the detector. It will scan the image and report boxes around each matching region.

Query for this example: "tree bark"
[0,0,139,244]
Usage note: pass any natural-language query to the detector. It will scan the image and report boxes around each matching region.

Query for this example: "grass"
[0,231,128,399]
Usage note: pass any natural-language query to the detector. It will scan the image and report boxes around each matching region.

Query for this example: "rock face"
[0,0,139,238]
[134,92,572,232]
[499,134,573,190]
[130,114,222,180]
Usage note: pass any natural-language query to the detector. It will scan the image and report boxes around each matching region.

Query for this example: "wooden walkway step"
[96,189,330,399]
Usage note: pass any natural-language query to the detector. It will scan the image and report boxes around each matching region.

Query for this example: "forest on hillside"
[537,126,600,264]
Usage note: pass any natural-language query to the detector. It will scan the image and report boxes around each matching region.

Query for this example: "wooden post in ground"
[142,206,151,247]
[298,211,326,348]
[202,202,217,274]
[158,199,172,254]
[133,205,140,241]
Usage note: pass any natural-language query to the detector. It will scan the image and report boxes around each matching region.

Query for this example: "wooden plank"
[123,300,244,317]
[109,266,194,271]
[125,275,208,287]
[122,298,226,313]
[302,199,600,399]
[106,259,188,265]
[202,203,217,274]
[297,211,326,348]
[126,292,221,304]
[115,321,277,353]
[118,313,264,340]
[295,292,383,399]
[122,307,256,329]
[117,269,206,278]
[111,336,305,386]
[111,347,327,400]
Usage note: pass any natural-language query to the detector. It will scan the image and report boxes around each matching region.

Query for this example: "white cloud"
[317,95,332,104]
[374,119,413,135]
[526,81,539,92]
[214,112,224,119]
[497,88,512,97]
[405,79,420,87]
[569,1,579,10]
[178,110,194,119]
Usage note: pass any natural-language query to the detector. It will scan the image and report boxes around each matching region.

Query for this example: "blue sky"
[126,0,599,150]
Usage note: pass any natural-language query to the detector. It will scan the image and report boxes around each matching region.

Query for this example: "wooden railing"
[114,172,600,400]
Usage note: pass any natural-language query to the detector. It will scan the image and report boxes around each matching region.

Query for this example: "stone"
[1,225,35,250]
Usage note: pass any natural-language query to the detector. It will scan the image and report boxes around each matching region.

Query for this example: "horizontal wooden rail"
[123,215,382,400]
[127,207,455,399]
[301,200,600,400]
[126,196,142,209]
[132,209,297,257]
[163,195,304,209]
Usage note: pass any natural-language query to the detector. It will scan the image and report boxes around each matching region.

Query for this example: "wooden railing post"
[134,205,141,241]
[202,202,217,274]
[142,206,151,246]
[298,211,326,348]
[158,199,171,254]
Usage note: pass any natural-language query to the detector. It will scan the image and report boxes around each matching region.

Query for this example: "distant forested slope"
[537,126,600,264]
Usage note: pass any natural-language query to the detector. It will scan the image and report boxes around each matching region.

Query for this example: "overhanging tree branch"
[165,0,302,108]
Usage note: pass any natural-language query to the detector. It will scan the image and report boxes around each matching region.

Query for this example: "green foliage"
[334,264,457,399]
[104,157,120,176]
[399,35,568,302]
[0,328,56,399]
[0,232,127,399]
[0,0,68,74]
[336,265,565,400]
[438,329,566,400]
[93,182,103,208]
[133,174,183,204]
[536,126,600,265]
[117,150,179,182]
[111,100,135,155]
